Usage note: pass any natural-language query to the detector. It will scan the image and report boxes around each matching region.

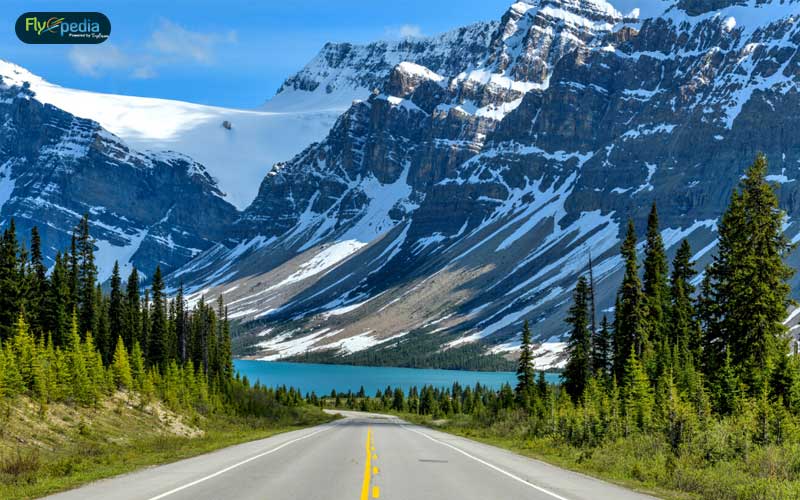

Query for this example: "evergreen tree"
[124,267,141,350]
[111,336,133,390]
[43,252,71,346]
[175,283,187,363]
[27,226,47,334]
[592,315,612,377]
[515,320,535,403]
[76,215,98,338]
[94,284,110,362]
[704,154,794,395]
[642,203,670,364]
[0,220,20,340]
[69,233,79,311]
[217,299,232,382]
[621,347,654,433]
[148,267,167,366]
[564,276,592,402]
[109,262,124,355]
[614,219,645,381]
[668,240,700,359]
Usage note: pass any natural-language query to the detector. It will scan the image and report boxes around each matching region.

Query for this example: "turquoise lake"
[233,360,561,396]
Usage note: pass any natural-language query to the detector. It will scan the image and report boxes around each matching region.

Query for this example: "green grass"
[402,412,800,500]
[0,395,333,499]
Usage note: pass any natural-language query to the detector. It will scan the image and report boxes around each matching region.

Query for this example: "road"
[46,410,658,500]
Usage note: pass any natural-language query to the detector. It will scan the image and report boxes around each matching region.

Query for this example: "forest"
[319,155,800,500]
[0,214,328,498]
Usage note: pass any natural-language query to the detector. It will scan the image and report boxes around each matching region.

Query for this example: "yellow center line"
[360,428,372,500]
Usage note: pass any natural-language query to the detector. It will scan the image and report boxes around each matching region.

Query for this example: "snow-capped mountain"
[0,61,342,210]
[168,0,800,369]
[4,0,800,369]
[0,74,238,280]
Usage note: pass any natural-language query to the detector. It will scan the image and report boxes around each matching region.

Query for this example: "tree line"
[558,153,800,430]
[0,215,287,417]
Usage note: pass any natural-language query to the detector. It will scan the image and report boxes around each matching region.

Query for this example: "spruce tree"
[621,347,654,433]
[43,252,71,346]
[515,320,535,402]
[175,283,187,362]
[592,315,612,378]
[27,226,47,334]
[111,336,133,390]
[148,266,167,366]
[109,262,124,355]
[668,240,700,359]
[704,154,794,395]
[614,219,645,381]
[76,215,98,338]
[0,220,20,340]
[124,267,140,350]
[564,276,592,402]
[642,203,670,366]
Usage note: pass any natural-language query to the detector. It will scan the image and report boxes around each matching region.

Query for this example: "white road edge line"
[147,426,332,500]
[404,425,571,500]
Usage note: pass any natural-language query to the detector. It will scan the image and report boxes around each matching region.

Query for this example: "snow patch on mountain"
[0,60,342,210]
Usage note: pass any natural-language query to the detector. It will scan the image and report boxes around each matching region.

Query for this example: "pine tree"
[109,262,124,355]
[621,347,654,433]
[704,154,794,394]
[94,284,110,362]
[124,267,140,350]
[564,276,592,402]
[614,219,645,380]
[69,233,79,311]
[515,320,535,403]
[668,240,700,359]
[592,315,612,377]
[27,226,47,334]
[175,283,187,363]
[43,253,71,346]
[218,302,232,382]
[0,220,20,340]
[76,215,98,338]
[588,254,597,340]
[148,267,167,366]
[111,336,133,390]
[642,203,670,365]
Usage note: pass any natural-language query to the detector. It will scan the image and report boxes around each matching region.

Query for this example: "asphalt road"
[46,410,659,500]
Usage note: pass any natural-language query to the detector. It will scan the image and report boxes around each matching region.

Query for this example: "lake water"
[233,360,561,396]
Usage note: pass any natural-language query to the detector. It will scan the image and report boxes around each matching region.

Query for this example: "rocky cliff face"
[0,79,238,280]
[171,0,800,368]
[5,0,800,368]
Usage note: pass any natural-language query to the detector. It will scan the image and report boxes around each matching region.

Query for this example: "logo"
[16,12,110,44]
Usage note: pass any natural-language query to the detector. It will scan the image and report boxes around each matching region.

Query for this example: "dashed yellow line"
[372,485,380,498]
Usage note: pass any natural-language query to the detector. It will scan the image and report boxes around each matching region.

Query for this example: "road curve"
[46,410,659,500]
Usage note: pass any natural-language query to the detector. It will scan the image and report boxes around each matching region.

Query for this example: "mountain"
[165,0,800,369]
[4,0,800,369]
[0,70,238,280]
[0,60,343,210]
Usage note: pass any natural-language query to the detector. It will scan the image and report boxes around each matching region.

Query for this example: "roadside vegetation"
[317,155,800,500]
[0,216,330,498]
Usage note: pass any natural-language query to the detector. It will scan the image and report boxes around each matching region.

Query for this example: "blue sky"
[2,0,511,108]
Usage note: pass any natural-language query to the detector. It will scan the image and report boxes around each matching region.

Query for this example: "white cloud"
[385,24,425,39]
[148,19,237,64]
[67,19,236,79]
[68,44,130,77]
[131,66,157,79]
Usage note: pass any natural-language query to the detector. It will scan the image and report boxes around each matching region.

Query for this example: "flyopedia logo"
[16,12,110,44]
